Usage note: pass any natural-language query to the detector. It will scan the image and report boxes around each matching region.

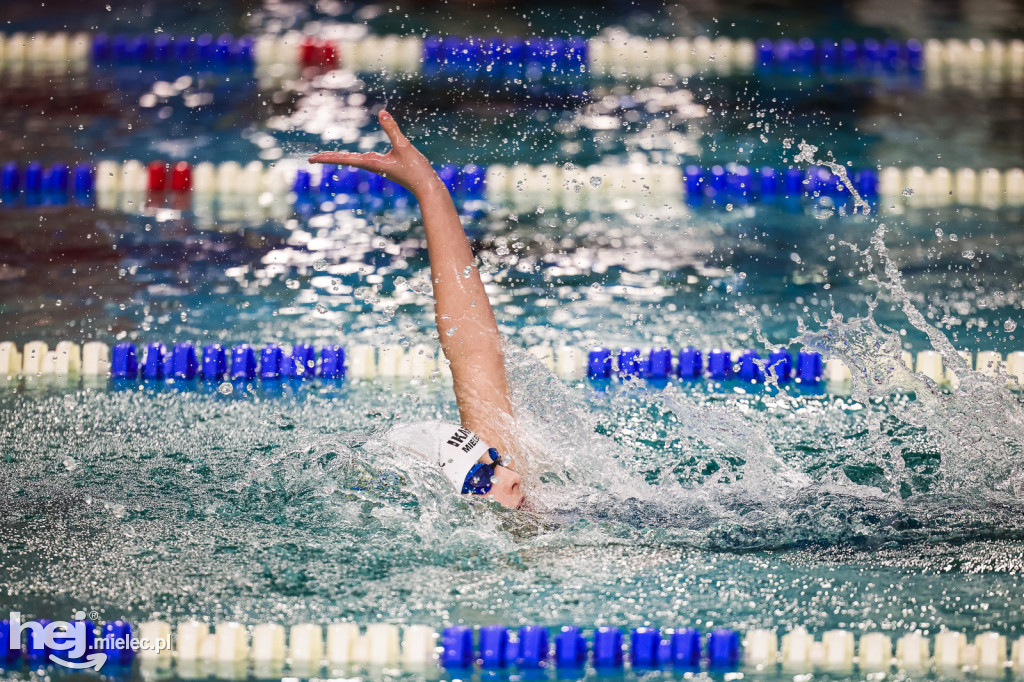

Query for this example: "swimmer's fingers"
[308,151,390,174]
[378,110,412,149]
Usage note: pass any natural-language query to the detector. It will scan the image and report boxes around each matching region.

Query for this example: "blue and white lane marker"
[2,160,1023,214]
[1,341,1022,394]
[4,619,1023,677]
[3,30,1023,87]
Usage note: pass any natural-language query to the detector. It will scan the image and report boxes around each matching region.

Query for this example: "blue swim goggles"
[462,448,502,495]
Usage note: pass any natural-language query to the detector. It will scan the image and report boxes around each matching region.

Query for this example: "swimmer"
[310,110,526,510]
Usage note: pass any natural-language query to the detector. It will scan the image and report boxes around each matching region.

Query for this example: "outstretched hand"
[309,110,440,196]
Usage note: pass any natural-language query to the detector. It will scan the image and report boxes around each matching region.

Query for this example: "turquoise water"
[2,1,1024,680]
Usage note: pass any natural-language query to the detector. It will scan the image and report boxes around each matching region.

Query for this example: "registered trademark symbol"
[90,611,99,620]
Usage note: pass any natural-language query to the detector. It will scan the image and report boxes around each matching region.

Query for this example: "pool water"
[2,0,1024,680]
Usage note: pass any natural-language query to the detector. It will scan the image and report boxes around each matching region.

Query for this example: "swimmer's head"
[462,449,525,509]
[387,422,525,510]
[483,465,525,509]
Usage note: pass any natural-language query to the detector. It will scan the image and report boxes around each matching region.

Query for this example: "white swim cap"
[386,421,493,491]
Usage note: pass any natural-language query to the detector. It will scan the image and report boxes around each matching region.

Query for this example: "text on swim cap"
[447,426,480,453]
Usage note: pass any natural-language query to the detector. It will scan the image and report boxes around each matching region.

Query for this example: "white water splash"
[795,140,872,215]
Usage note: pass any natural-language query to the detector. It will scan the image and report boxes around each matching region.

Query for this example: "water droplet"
[589,176,602,188]
[1005,319,1017,333]
[63,457,77,471]
[217,382,233,395]
[901,187,914,197]
[313,258,327,271]
[316,303,328,314]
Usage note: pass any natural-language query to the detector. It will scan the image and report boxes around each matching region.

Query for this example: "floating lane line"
[3,160,1024,215]
[2,30,1023,89]
[2,619,1024,678]
[2,341,1022,394]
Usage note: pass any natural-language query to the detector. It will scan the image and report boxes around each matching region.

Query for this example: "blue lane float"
[555,626,588,667]
[24,618,51,661]
[201,344,228,379]
[617,347,643,378]
[91,343,349,381]
[587,347,612,379]
[648,347,673,379]
[587,346,819,384]
[593,626,624,667]
[319,345,346,379]
[518,625,550,667]
[797,350,823,384]
[141,343,167,380]
[289,343,318,377]
[755,37,923,73]
[677,347,702,379]
[172,344,198,380]
[708,349,733,380]
[479,625,510,668]
[585,346,819,384]
[259,345,284,379]
[667,628,702,666]
[680,164,879,207]
[708,629,741,666]
[111,343,139,379]
[738,350,764,382]
[102,620,135,665]
[230,345,257,380]
[631,628,659,667]
[92,32,255,69]
[441,626,474,668]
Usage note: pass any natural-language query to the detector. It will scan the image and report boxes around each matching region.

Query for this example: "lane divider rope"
[1,341,1020,393]
[3,160,1023,213]
[2,31,1023,89]
[2,618,1023,677]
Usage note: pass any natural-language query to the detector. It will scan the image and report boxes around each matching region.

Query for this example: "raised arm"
[310,111,520,468]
